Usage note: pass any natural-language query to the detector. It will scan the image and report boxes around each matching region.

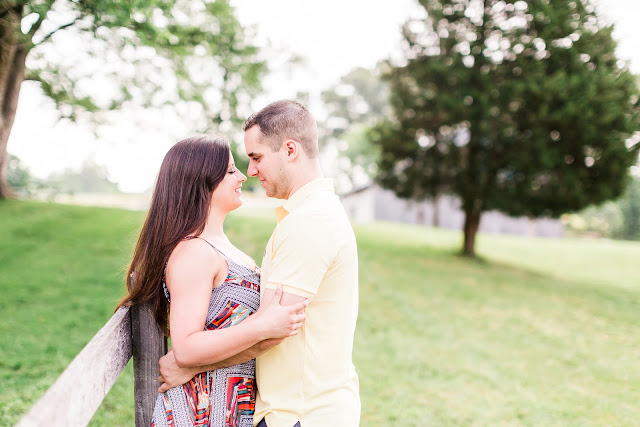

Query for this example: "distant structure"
[340,184,564,238]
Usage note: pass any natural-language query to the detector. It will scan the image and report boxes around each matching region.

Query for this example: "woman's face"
[210,152,247,213]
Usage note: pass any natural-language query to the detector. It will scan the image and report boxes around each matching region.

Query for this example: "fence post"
[15,307,132,427]
[130,302,167,426]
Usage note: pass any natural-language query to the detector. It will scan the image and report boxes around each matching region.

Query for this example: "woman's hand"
[253,285,309,340]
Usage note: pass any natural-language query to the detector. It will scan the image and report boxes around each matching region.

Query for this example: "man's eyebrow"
[247,152,261,158]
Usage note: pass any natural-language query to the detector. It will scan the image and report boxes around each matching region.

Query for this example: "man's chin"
[266,190,286,199]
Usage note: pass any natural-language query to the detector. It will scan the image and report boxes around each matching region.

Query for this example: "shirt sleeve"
[263,214,337,298]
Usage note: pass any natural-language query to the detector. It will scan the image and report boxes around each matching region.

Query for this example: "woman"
[118,135,307,426]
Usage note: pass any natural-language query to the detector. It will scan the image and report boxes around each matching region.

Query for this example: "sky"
[8,0,640,193]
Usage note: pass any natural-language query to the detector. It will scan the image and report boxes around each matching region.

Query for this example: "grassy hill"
[1,200,639,425]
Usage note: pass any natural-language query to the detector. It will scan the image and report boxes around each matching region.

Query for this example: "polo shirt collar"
[275,178,334,223]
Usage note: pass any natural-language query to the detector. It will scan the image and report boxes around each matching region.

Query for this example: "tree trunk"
[432,193,440,228]
[528,217,537,237]
[462,209,481,257]
[0,5,27,199]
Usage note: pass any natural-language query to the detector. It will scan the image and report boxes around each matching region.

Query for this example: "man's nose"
[247,162,257,177]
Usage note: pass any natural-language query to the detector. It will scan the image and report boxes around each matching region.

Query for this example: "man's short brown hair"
[243,100,319,158]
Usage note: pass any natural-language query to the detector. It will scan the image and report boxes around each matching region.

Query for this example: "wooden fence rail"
[16,303,167,427]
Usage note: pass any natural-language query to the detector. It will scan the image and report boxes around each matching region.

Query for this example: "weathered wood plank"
[16,307,132,427]
[131,302,167,426]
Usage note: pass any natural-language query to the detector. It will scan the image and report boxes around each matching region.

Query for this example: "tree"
[562,175,640,240]
[563,201,623,238]
[49,159,120,194]
[0,0,265,198]
[370,0,640,256]
[618,176,640,240]
[320,66,390,191]
[7,153,31,190]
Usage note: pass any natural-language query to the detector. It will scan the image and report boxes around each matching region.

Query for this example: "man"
[158,100,360,426]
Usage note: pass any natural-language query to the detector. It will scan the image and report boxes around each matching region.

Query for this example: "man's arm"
[262,286,307,306]
[158,338,282,392]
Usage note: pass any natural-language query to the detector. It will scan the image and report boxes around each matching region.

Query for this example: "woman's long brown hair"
[117,135,230,336]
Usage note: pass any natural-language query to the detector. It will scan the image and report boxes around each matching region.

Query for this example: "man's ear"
[283,139,301,161]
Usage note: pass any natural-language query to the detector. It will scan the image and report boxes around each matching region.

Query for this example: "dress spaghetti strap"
[183,235,230,260]
[183,236,259,273]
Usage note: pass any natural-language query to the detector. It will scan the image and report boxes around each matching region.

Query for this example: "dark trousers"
[256,419,301,427]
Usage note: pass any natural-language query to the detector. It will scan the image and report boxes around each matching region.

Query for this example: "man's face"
[244,125,292,199]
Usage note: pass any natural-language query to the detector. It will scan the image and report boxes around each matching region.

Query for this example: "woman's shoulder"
[167,237,225,278]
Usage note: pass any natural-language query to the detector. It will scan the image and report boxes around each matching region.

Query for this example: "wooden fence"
[16,303,167,426]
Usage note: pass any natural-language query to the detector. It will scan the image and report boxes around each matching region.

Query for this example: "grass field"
[1,199,639,425]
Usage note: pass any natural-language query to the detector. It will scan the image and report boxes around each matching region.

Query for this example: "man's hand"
[158,338,285,393]
[158,348,198,393]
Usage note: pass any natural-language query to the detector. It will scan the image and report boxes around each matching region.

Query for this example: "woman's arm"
[158,338,282,392]
[158,288,308,392]
[167,239,307,368]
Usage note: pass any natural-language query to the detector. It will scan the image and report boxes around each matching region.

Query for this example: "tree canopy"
[320,66,390,191]
[370,0,640,256]
[0,0,266,198]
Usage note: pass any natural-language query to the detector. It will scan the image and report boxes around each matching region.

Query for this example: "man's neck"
[285,171,323,200]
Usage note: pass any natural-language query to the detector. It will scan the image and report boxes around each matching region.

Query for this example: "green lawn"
[1,200,639,425]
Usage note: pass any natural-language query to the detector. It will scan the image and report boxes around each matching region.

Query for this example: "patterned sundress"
[151,237,261,427]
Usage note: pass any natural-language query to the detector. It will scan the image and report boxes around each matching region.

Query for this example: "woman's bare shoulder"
[167,238,225,284]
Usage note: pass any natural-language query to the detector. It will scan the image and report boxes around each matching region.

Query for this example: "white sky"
[8,0,640,193]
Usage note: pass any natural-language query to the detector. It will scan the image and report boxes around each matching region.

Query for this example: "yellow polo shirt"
[254,178,360,427]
